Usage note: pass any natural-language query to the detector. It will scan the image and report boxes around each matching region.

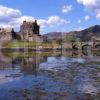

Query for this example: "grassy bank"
[2,51,62,58]
[2,41,60,48]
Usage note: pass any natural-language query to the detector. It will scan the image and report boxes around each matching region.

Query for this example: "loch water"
[0,50,100,100]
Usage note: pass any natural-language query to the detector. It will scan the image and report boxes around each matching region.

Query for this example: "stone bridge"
[72,41,100,50]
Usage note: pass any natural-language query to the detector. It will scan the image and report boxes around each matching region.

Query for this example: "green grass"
[2,41,38,48]
[2,41,60,48]
[2,51,62,58]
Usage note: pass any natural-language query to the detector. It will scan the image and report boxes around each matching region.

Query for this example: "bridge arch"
[95,44,100,49]
[72,44,79,50]
[82,44,92,50]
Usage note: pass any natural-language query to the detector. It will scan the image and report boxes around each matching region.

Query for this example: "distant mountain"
[44,25,100,42]
[43,32,64,40]
[73,25,100,41]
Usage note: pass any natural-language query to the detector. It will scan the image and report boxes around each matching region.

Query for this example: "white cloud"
[77,16,90,24]
[78,19,81,23]
[0,5,21,23]
[77,0,100,9]
[17,16,35,24]
[77,0,100,19]
[0,5,69,33]
[77,27,83,31]
[96,10,100,19]
[62,5,72,13]
[0,15,35,28]
[0,5,21,28]
[38,16,69,28]
[84,15,90,21]
[37,19,47,28]
[47,16,68,25]
[96,13,100,19]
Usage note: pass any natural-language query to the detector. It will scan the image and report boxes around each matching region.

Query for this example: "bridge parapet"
[72,41,100,50]
[81,42,93,46]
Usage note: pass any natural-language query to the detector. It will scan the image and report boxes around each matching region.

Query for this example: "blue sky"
[0,0,100,34]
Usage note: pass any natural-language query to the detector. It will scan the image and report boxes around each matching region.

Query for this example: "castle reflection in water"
[0,50,100,74]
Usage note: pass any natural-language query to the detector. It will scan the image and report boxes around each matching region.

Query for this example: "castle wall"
[20,21,43,42]
[0,32,12,43]
[0,20,45,45]
[20,20,40,35]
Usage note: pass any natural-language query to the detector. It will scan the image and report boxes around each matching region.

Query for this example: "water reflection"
[0,50,100,100]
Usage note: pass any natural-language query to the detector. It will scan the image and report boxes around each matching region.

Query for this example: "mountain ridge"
[44,25,100,41]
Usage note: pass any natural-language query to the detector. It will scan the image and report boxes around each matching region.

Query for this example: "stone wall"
[20,20,39,35]
[20,20,43,42]
[0,20,45,45]
[0,32,12,43]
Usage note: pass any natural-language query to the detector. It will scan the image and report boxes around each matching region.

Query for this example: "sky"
[0,0,100,34]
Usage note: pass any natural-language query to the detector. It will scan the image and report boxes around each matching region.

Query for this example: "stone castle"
[0,20,46,44]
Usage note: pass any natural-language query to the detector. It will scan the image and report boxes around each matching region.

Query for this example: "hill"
[43,32,64,40]
[44,25,100,42]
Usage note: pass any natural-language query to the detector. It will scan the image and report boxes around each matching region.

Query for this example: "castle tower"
[33,20,40,35]
[20,20,41,42]
[20,20,40,35]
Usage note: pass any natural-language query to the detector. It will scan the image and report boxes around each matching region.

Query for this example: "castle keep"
[20,20,44,42]
[20,20,43,42]
[21,20,39,35]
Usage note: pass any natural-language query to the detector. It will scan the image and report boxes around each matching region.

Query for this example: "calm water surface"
[0,50,100,100]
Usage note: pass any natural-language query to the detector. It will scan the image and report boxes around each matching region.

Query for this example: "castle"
[0,20,46,44]
[20,20,43,42]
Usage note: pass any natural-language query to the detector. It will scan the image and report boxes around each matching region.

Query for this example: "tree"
[65,35,74,43]
[75,38,81,47]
